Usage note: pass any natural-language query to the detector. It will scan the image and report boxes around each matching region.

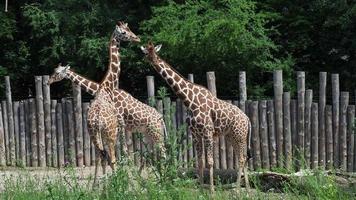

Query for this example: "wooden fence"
[0,71,355,172]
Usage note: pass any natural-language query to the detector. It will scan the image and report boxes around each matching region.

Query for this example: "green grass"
[1,165,355,200]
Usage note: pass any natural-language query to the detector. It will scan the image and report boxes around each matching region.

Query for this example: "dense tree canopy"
[0,0,355,100]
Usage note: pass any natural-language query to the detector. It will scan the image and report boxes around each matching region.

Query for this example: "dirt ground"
[0,166,107,192]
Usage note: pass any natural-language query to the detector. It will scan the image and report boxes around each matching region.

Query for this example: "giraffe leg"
[204,132,214,192]
[93,147,101,187]
[107,138,117,172]
[193,134,204,185]
[230,133,249,193]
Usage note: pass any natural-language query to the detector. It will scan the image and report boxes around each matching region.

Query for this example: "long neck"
[149,56,194,104]
[101,34,121,90]
[66,70,99,95]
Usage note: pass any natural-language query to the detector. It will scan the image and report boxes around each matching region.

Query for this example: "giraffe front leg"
[204,131,214,192]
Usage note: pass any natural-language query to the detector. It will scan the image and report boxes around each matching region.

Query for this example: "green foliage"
[141,0,294,97]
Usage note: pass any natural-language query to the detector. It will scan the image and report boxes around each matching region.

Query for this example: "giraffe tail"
[247,119,253,160]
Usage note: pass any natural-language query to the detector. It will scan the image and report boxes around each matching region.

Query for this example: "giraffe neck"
[101,34,121,90]
[149,56,194,105]
[66,70,99,95]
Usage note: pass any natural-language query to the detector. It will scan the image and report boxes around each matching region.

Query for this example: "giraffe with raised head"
[48,23,166,184]
[48,64,167,176]
[140,42,251,192]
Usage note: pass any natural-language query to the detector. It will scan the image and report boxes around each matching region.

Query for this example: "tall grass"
[1,87,355,199]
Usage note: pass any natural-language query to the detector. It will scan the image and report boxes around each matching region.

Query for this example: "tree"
[140,0,294,98]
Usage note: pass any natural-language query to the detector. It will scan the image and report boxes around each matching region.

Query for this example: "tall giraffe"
[48,64,167,183]
[141,42,251,192]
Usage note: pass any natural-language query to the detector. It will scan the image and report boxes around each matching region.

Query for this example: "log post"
[1,101,9,165]
[311,103,319,169]
[325,105,333,170]
[42,75,52,167]
[297,71,305,169]
[251,101,261,169]
[82,103,91,166]
[5,76,15,166]
[346,105,355,172]
[72,83,83,167]
[267,100,276,169]
[0,105,5,166]
[290,100,297,163]
[273,70,283,167]
[19,101,26,166]
[29,99,38,167]
[339,92,349,171]
[24,100,31,166]
[319,72,327,168]
[57,102,64,167]
[259,100,270,169]
[331,74,340,168]
[50,100,57,167]
[207,71,219,169]
[35,76,46,167]
[239,71,247,113]
[146,76,155,104]
[66,99,76,165]
[187,74,195,167]
[13,101,20,163]
[304,90,313,168]
[283,92,292,170]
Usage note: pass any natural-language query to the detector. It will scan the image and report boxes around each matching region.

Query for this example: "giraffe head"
[113,21,140,43]
[47,63,71,85]
[140,42,162,62]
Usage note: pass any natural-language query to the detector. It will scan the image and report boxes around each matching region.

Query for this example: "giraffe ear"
[65,65,71,70]
[154,44,162,52]
[140,46,148,54]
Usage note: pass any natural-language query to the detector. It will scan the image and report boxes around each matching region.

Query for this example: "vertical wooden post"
[82,103,91,166]
[5,76,15,166]
[163,97,171,139]
[311,103,319,169]
[66,99,76,165]
[187,74,195,167]
[206,71,219,169]
[0,105,5,166]
[297,71,305,168]
[2,101,9,165]
[176,98,186,166]
[146,76,155,103]
[57,102,64,167]
[304,89,313,168]
[35,76,46,167]
[251,101,261,169]
[339,92,349,171]
[42,75,52,167]
[267,100,276,168]
[283,92,292,170]
[331,73,340,168]
[346,105,355,172]
[239,71,247,113]
[273,70,283,167]
[50,100,57,167]
[259,100,269,169]
[319,72,327,168]
[13,101,20,163]
[72,83,83,167]
[61,99,68,164]
[29,99,38,167]
[19,101,26,166]
[24,100,31,166]
[290,100,297,162]
[325,105,333,169]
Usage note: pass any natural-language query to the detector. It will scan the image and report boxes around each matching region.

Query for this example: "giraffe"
[48,64,167,183]
[140,42,252,192]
